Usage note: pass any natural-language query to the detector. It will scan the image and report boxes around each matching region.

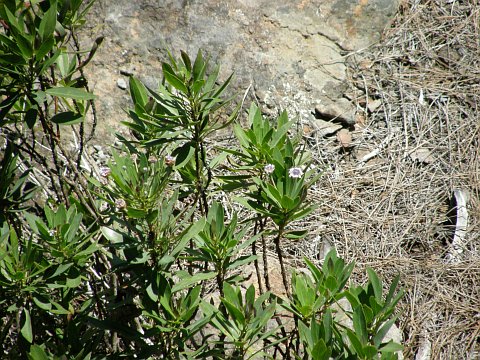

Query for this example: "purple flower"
[288,167,303,179]
[264,163,275,174]
[115,198,127,210]
[165,155,175,166]
[148,155,157,163]
[99,202,109,212]
[99,167,111,177]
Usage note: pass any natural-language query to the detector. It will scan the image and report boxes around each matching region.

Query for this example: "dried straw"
[288,0,480,358]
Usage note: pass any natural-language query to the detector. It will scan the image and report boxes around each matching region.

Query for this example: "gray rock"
[315,98,357,125]
[79,0,399,141]
[312,119,343,137]
[315,0,401,51]
[116,78,127,90]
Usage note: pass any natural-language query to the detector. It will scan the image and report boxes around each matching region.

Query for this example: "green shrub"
[0,2,404,357]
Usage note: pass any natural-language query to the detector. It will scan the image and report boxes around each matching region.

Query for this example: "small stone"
[359,60,374,70]
[117,78,127,90]
[367,98,382,112]
[355,113,367,128]
[410,148,435,164]
[336,128,353,148]
[312,119,342,137]
[315,98,356,125]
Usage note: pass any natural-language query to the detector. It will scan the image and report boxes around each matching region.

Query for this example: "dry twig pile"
[290,1,480,358]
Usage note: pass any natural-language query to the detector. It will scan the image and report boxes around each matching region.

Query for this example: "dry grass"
[287,0,480,358]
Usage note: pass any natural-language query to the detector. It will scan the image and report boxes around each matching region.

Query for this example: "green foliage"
[187,201,259,292]
[201,283,279,359]
[0,0,97,128]
[0,203,101,357]
[123,50,239,214]
[0,17,406,357]
[0,141,37,224]
[283,252,404,360]
[233,104,321,229]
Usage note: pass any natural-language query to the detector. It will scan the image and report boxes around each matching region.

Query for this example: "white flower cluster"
[288,167,303,178]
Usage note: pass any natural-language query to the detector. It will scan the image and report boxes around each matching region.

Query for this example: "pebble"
[315,98,356,126]
[117,78,127,90]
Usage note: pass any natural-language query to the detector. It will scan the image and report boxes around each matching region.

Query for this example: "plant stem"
[262,232,271,292]
[275,223,290,297]
[253,219,264,294]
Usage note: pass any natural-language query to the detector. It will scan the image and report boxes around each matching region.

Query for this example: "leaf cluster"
[0,35,406,359]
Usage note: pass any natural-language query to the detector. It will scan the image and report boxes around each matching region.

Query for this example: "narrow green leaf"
[223,282,241,308]
[146,283,158,302]
[3,7,19,31]
[298,320,313,348]
[192,79,205,96]
[66,276,82,288]
[101,227,123,243]
[227,255,258,270]
[245,285,255,309]
[294,275,312,309]
[312,339,331,360]
[126,207,148,219]
[25,108,38,129]
[171,272,216,293]
[180,50,192,71]
[0,34,19,53]
[284,229,308,240]
[192,50,206,81]
[13,31,33,59]
[374,316,399,347]
[39,48,62,75]
[32,297,52,311]
[65,213,82,243]
[385,274,401,306]
[363,345,378,358]
[323,308,333,343]
[346,328,364,356]
[21,308,33,343]
[162,63,188,93]
[353,305,368,344]
[27,344,50,360]
[129,76,149,107]
[212,72,234,100]
[46,87,96,100]
[38,2,57,41]
[173,142,195,168]
[49,263,74,279]
[50,111,84,125]
[379,340,403,353]
[56,51,70,78]
[222,299,245,327]
[170,218,206,259]
[367,267,383,302]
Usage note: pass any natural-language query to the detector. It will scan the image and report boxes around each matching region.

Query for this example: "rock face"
[80,0,400,141]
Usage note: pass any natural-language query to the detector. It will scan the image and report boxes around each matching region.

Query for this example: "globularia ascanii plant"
[0,2,405,355]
